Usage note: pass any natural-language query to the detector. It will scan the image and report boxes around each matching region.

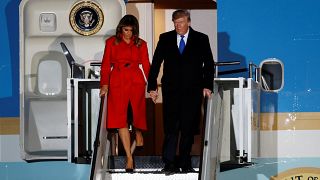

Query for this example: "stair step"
[109,172,199,180]
[108,168,199,173]
[108,156,200,169]
[96,169,199,180]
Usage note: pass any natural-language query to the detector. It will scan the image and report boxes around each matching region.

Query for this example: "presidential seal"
[69,1,104,36]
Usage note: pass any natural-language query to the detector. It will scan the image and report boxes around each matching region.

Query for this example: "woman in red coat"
[99,15,150,172]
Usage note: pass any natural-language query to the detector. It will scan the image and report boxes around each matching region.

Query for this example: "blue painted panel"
[0,1,12,99]
[0,0,20,117]
[0,162,90,180]
[218,0,320,112]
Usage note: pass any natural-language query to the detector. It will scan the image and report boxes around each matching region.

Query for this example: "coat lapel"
[169,31,180,55]
[174,27,195,56]
[167,28,195,56]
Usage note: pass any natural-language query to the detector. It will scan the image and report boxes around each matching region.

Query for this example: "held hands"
[149,90,158,103]
[100,85,109,97]
[149,89,211,103]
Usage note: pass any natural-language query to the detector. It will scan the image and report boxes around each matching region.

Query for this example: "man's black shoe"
[181,167,196,173]
[161,164,180,175]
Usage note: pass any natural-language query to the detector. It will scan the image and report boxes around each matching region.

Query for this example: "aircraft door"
[19,0,125,161]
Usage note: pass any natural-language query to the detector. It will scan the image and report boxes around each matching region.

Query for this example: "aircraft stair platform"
[98,156,200,180]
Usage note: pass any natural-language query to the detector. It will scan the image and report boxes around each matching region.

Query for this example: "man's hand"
[149,90,158,103]
[203,88,212,98]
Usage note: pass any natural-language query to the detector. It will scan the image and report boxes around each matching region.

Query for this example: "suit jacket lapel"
[167,30,180,55]
[167,28,195,56]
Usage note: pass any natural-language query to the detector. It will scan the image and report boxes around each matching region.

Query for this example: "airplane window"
[259,58,284,92]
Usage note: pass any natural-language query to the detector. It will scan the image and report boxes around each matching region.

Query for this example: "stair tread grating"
[108,156,200,169]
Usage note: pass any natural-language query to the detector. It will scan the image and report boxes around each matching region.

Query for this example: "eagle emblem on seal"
[69,1,104,36]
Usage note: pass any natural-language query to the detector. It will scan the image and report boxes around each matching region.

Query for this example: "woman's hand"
[100,85,109,97]
[203,88,212,98]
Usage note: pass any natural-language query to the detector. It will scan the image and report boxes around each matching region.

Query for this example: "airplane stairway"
[89,97,204,180]
[66,57,257,180]
[88,63,258,179]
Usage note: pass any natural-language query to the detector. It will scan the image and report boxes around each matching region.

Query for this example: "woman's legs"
[118,127,133,170]
[118,101,145,170]
[135,129,144,147]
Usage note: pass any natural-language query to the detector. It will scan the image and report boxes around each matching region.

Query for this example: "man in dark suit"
[147,9,215,175]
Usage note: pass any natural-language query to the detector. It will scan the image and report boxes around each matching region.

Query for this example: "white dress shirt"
[177,29,189,48]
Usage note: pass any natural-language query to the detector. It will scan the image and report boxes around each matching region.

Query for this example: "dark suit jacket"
[147,27,214,134]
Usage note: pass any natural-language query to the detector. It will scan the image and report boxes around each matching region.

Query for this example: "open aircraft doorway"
[19,0,125,162]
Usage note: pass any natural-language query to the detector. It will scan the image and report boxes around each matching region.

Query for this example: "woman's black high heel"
[130,138,144,154]
[135,145,144,152]
[125,157,135,173]
[125,168,134,173]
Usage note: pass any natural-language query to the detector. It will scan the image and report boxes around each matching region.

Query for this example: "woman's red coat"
[100,36,150,130]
